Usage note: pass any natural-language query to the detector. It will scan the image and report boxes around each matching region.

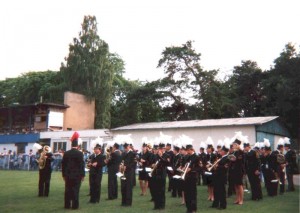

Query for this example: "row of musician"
[83,136,297,212]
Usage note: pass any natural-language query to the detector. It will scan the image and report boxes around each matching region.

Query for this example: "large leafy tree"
[157,41,219,119]
[0,71,63,107]
[226,60,264,117]
[262,43,300,139]
[60,15,123,128]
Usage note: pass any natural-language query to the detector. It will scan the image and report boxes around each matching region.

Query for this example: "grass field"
[0,170,299,213]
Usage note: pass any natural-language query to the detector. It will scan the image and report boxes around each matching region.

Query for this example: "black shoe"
[217,207,226,210]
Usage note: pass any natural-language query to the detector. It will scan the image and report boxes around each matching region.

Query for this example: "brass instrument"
[181,161,191,180]
[228,152,236,161]
[207,158,222,171]
[150,159,160,177]
[37,145,51,169]
[105,145,112,160]
[119,160,126,180]
[277,153,286,164]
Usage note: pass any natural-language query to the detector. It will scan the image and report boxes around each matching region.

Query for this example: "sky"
[0,0,299,81]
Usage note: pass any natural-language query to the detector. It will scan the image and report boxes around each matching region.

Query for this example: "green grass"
[0,170,299,213]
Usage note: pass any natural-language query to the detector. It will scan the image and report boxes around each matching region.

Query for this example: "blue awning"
[0,133,40,144]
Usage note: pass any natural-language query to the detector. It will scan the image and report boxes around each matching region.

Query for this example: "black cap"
[207,144,213,149]
[71,139,78,147]
[186,144,193,150]
[124,143,129,148]
[166,143,172,146]
[158,143,165,149]
[94,144,101,149]
[243,143,250,148]
[142,143,147,147]
[113,143,119,149]
[221,145,229,152]
[233,139,241,145]
[173,146,180,152]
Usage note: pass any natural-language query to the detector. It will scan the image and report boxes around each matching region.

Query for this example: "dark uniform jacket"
[245,149,261,173]
[62,148,85,179]
[107,150,122,173]
[89,153,106,175]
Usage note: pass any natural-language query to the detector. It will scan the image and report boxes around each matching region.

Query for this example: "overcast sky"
[0,0,299,81]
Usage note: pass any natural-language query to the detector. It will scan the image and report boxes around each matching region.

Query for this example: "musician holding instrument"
[120,139,136,207]
[33,143,54,197]
[284,137,297,192]
[148,143,159,202]
[205,137,217,201]
[230,132,246,205]
[152,142,170,210]
[138,142,152,196]
[244,141,263,201]
[211,142,230,210]
[171,142,182,198]
[272,139,286,194]
[88,142,106,204]
[262,138,278,197]
[105,142,122,200]
[184,140,200,213]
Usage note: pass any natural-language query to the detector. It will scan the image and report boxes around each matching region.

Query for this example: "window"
[53,142,67,152]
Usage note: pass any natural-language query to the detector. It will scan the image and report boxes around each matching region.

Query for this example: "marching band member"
[33,143,54,197]
[284,137,297,192]
[205,137,217,201]
[105,141,122,200]
[62,132,85,210]
[244,140,263,201]
[120,135,136,207]
[230,132,246,205]
[211,140,230,210]
[87,138,106,204]
[227,143,235,197]
[171,139,183,198]
[216,140,224,159]
[262,138,278,196]
[272,139,286,195]
[138,138,152,196]
[152,133,171,210]
[198,142,207,186]
[179,142,188,205]
[149,140,159,202]
[183,136,200,213]
[165,141,174,192]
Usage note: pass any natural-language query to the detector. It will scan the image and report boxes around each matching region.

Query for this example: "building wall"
[112,125,256,152]
[63,91,95,131]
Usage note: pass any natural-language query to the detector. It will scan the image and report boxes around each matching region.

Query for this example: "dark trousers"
[121,171,133,206]
[212,182,226,209]
[286,168,295,191]
[153,176,166,209]
[38,170,51,196]
[184,176,197,212]
[172,178,181,197]
[149,176,154,200]
[278,168,285,194]
[265,170,278,196]
[247,171,263,200]
[227,176,235,197]
[89,173,102,203]
[64,177,81,209]
[108,170,118,199]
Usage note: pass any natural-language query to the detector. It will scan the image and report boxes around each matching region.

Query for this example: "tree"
[226,60,264,117]
[0,71,63,107]
[157,41,219,119]
[60,15,123,128]
[262,43,300,140]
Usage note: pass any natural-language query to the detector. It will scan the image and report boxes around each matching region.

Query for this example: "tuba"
[37,145,51,169]
[105,145,112,160]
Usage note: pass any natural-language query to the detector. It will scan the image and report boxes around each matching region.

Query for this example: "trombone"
[149,159,160,177]
[181,161,190,180]
[207,158,222,171]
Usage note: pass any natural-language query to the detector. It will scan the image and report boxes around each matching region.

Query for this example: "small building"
[111,116,291,151]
